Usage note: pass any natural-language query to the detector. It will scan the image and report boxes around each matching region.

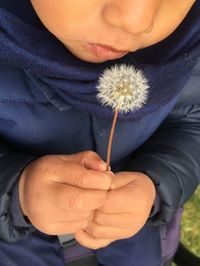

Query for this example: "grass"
[181,185,200,256]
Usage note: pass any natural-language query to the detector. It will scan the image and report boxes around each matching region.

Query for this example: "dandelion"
[97,64,149,170]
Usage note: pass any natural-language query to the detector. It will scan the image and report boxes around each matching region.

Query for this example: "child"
[0,0,199,265]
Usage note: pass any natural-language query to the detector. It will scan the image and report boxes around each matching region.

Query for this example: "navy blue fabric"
[95,224,161,266]
[0,230,65,266]
[0,224,160,266]
[10,182,32,228]
[0,64,178,163]
[0,0,200,120]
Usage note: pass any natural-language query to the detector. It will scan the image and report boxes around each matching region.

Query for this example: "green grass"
[181,185,200,256]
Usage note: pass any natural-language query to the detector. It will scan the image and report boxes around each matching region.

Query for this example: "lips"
[85,43,129,60]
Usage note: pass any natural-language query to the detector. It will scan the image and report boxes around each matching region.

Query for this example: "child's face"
[31,0,195,63]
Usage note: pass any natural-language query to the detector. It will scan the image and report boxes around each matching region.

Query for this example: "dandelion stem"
[106,109,119,171]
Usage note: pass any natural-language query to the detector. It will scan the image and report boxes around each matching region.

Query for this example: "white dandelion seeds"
[97,64,149,113]
[96,64,149,171]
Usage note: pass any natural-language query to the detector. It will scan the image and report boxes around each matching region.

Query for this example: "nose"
[102,0,158,35]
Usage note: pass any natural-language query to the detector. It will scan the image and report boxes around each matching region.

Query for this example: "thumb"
[59,151,107,171]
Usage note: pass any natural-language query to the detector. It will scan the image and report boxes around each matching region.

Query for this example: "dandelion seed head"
[97,64,149,113]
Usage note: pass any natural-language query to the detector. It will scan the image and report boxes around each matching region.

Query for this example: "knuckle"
[68,190,85,210]
[79,150,95,165]
[84,150,97,159]
[93,212,104,225]
[73,165,94,188]
[81,150,98,166]
[76,171,92,188]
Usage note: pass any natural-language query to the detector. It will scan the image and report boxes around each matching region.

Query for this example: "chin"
[79,57,108,64]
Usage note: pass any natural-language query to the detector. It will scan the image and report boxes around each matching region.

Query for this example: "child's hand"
[75,172,156,249]
[19,151,112,235]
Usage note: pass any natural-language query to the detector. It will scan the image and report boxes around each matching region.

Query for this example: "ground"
[181,185,200,256]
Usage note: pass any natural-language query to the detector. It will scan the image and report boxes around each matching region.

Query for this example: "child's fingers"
[93,211,140,229]
[38,219,89,236]
[110,171,139,190]
[99,187,136,213]
[59,151,107,171]
[84,222,134,240]
[75,229,113,250]
[49,160,112,190]
[48,182,108,211]
[37,209,92,223]
[79,151,107,171]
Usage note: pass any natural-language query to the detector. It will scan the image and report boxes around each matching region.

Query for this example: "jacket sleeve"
[125,101,200,225]
[0,139,36,242]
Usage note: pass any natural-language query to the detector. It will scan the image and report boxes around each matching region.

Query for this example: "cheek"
[141,1,195,48]
[31,0,75,38]
[31,0,102,42]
